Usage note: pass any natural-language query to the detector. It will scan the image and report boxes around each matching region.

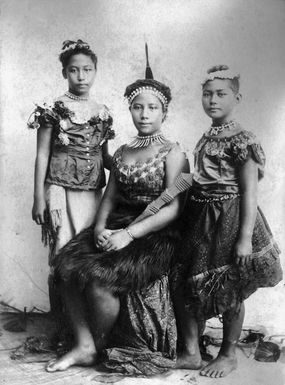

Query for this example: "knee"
[86,280,113,299]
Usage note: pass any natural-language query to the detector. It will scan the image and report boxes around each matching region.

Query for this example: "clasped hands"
[94,228,133,252]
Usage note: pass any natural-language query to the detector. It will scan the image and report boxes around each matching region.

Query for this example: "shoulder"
[112,144,125,161]
[230,128,260,145]
[165,141,189,170]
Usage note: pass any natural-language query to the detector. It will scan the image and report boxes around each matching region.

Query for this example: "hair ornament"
[61,39,90,52]
[202,64,240,86]
[124,43,171,109]
[127,86,168,107]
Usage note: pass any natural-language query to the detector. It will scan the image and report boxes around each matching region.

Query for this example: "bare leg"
[85,281,120,351]
[173,288,202,369]
[200,302,245,378]
[46,282,97,372]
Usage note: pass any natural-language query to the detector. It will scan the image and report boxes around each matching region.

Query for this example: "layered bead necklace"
[209,121,236,136]
[64,91,89,101]
[128,132,168,148]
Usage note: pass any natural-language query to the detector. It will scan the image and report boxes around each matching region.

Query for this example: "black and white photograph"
[0,1,284,384]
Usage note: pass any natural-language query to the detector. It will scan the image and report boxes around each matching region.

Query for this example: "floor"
[0,312,284,385]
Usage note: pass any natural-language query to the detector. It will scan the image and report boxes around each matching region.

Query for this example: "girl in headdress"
[29,39,114,274]
[173,65,282,378]
[45,45,189,375]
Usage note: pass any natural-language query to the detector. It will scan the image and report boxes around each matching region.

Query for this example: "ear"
[62,68,67,79]
[235,93,242,104]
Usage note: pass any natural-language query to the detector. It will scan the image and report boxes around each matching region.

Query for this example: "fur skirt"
[52,202,180,294]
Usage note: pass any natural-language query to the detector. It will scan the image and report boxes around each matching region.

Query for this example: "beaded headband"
[61,39,90,53]
[127,86,169,108]
[202,65,240,87]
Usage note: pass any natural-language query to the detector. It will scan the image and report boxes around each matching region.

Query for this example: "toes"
[46,360,58,372]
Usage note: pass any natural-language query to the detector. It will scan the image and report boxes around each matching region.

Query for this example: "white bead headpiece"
[202,69,240,86]
[126,86,168,108]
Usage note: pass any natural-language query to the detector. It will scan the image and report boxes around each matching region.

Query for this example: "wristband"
[125,227,135,240]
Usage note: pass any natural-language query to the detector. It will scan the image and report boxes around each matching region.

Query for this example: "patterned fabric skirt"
[173,191,282,321]
[52,202,179,375]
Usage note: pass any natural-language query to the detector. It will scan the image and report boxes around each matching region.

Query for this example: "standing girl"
[29,39,114,308]
[174,65,282,378]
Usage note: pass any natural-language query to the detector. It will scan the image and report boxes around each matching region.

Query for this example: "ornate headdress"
[124,44,171,110]
[202,64,240,91]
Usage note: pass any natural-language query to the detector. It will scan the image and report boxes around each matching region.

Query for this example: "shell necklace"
[209,121,236,136]
[128,132,168,148]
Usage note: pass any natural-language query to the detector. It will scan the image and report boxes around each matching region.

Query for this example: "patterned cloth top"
[193,129,266,194]
[29,97,114,190]
[113,142,176,205]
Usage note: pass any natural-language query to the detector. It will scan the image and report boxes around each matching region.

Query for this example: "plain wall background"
[0,0,284,333]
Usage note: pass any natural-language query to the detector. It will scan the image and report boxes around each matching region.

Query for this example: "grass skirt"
[174,191,282,320]
[53,202,180,294]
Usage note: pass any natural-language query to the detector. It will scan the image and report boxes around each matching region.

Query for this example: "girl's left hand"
[234,238,252,267]
[102,229,133,251]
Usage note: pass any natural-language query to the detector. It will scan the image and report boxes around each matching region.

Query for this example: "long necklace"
[64,91,89,101]
[209,121,235,136]
[128,132,168,148]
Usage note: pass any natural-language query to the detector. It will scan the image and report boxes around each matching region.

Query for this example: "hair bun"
[207,64,229,74]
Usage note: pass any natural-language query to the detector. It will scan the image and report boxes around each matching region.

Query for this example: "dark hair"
[203,65,240,94]
[59,40,98,70]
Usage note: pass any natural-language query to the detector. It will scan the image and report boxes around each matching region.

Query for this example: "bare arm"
[102,145,189,251]
[32,125,53,225]
[235,158,258,266]
[102,141,113,170]
[94,167,118,236]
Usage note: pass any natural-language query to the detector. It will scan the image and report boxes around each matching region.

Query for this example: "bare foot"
[46,344,97,372]
[176,351,203,370]
[200,354,237,378]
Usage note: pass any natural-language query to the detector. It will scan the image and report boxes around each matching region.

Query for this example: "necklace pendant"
[209,121,235,136]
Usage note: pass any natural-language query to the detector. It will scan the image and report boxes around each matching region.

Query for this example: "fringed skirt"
[174,191,282,320]
[53,202,180,294]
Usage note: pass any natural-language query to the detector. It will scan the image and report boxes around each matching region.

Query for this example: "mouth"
[139,123,151,126]
[77,84,88,88]
[209,108,220,112]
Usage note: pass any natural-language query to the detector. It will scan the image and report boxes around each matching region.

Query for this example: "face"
[202,79,241,124]
[63,53,96,96]
[130,93,165,136]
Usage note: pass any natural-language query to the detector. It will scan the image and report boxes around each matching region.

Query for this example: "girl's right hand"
[32,198,46,225]
[94,228,113,249]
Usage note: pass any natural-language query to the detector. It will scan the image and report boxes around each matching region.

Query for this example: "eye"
[218,93,226,97]
[203,92,210,97]
[149,105,158,110]
[84,68,92,72]
[132,105,141,110]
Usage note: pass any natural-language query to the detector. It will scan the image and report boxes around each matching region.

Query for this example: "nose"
[210,94,218,104]
[77,70,86,81]
[140,107,149,120]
